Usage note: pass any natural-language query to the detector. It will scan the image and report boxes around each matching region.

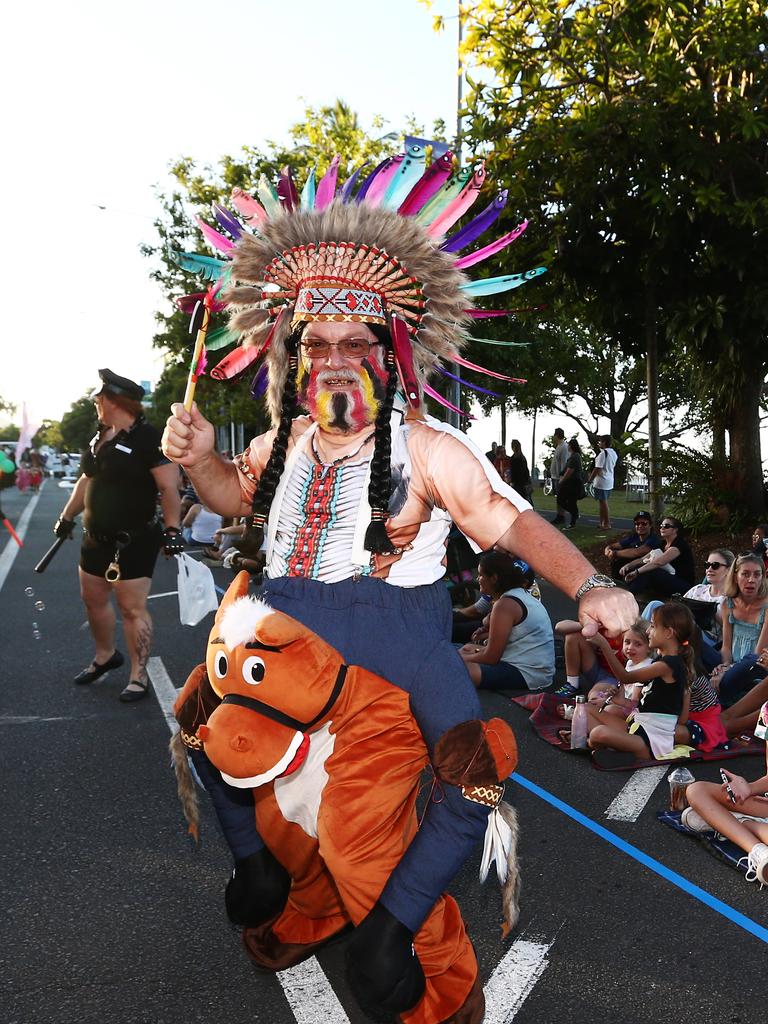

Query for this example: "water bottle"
[667,766,695,810]
[570,695,589,750]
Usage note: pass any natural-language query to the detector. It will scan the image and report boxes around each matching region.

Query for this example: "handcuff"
[105,531,131,583]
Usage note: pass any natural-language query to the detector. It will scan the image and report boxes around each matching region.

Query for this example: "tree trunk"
[644,276,663,521]
[727,375,765,516]
[711,410,726,464]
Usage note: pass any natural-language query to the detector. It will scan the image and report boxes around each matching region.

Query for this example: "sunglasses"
[704,561,727,570]
[659,522,676,529]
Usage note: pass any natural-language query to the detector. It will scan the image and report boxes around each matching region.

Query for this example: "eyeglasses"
[300,338,376,359]
[704,561,727,570]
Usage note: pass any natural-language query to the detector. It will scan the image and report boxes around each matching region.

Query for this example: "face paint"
[298,347,388,433]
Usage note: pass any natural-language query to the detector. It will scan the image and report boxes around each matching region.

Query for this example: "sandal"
[73,650,124,685]
[119,679,149,703]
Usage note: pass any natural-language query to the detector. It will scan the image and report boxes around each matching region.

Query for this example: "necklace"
[311,431,375,470]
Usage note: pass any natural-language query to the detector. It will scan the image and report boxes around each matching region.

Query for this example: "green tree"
[0,395,15,418]
[33,420,63,450]
[458,0,768,514]
[60,396,97,452]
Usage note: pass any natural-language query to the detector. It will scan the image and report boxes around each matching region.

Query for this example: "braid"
[364,352,399,555]
[236,334,299,559]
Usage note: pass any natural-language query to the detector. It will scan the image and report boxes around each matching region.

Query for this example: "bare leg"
[564,634,599,679]
[588,721,651,757]
[115,577,153,685]
[79,568,118,666]
[598,498,611,529]
[721,678,768,737]
[687,781,768,854]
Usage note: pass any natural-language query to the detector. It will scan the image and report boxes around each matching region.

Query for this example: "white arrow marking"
[483,938,551,1023]
[605,766,668,822]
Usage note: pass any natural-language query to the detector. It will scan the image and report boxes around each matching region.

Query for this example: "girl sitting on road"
[683,701,768,888]
[459,551,554,691]
[587,603,695,759]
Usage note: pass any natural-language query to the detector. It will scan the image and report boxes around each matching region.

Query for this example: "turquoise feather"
[382,144,427,210]
[301,167,317,210]
[171,250,228,282]
[471,338,531,346]
[414,167,473,224]
[205,326,238,352]
[461,267,547,296]
[257,175,281,216]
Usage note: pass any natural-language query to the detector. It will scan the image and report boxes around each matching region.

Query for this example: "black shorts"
[80,523,163,581]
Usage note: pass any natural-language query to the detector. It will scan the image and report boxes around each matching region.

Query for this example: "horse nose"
[230,734,252,753]
[197,725,210,742]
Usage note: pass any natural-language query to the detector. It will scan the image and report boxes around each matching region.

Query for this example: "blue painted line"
[511,771,768,945]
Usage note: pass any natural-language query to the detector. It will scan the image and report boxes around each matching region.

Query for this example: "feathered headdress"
[173,137,544,425]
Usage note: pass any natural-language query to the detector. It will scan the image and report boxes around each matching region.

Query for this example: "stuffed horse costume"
[173,572,520,1024]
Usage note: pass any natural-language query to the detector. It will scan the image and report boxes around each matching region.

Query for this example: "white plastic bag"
[176,553,219,626]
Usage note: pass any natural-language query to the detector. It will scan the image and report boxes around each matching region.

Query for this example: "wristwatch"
[575,573,617,600]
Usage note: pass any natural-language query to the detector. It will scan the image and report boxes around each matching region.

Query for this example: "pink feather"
[230,188,268,226]
[195,216,235,253]
[315,156,340,209]
[425,164,486,238]
[423,382,475,419]
[454,221,529,270]
[363,155,404,207]
[452,353,527,383]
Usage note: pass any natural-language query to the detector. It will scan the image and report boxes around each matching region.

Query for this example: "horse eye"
[242,656,265,685]
[214,651,228,679]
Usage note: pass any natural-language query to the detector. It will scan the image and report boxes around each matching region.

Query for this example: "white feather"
[480,805,515,884]
[219,596,274,649]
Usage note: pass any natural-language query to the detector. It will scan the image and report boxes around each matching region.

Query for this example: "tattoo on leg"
[135,617,153,682]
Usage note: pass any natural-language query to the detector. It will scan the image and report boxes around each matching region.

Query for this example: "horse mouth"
[219,730,309,789]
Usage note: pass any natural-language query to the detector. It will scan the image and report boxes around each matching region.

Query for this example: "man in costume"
[55,369,183,701]
[162,147,637,1022]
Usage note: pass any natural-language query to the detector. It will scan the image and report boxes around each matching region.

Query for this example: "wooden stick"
[182,301,211,411]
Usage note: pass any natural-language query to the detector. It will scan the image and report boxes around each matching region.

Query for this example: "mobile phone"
[720,769,737,804]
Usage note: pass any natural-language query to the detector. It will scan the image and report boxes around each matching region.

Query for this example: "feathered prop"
[479,801,521,936]
[171,251,228,283]
[390,314,422,411]
[183,293,212,410]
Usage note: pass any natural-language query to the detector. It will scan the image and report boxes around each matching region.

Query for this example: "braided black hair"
[363,340,399,555]
[235,331,299,559]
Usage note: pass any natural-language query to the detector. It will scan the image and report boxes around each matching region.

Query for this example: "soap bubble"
[32,630,42,640]
[24,587,34,597]
[34,600,45,611]
[31,621,38,630]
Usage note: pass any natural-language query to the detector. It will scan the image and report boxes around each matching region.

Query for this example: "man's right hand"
[53,516,75,539]
[162,402,216,468]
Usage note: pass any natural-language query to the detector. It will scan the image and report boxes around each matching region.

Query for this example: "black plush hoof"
[225,847,292,927]
[345,903,426,1021]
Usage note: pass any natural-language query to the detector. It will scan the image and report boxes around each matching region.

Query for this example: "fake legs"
[78,569,152,682]
[245,787,480,1024]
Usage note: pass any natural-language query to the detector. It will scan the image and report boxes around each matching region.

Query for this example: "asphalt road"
[1,482,763,1024]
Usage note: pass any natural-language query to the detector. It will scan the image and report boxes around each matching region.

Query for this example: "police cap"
[93,369,145,401]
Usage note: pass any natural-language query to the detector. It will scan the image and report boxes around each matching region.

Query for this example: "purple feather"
[212,203,244,240]
[250,363,269,399]
[436,366,501,398]
[340,162,369,202]
[441,190,508,253]
[355,157,393,203]
[277,168,299,211]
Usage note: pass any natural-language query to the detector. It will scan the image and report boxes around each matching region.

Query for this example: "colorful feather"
[195,216,235,254]
[356,157,393,203]
[278,167,299,211]
[454,221,529,270]
[390,314,421,409]
[466,306,546,318]
[470,337,530,347]
[452,353,527,383]
[414,166,473,225]
[339,162,368,202]
[436,366,501,397]
[171,251,228,283]
[257,175,281,216]
[364,154,404,207]
[209,345,261,381]
[426,163,487,238]
[423,382,475,419]
[301,167,317,210]
[205,326,238,352]
[398,151,454,216]
[230,188,267,227]
[315,156,340,209]
[461,267,548,297]
[382,143,427,209]
[250,363,269,399]
[212,203,244,240]
[441,191,508,253]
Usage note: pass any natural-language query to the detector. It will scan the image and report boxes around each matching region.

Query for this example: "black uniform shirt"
[81,417,168,534]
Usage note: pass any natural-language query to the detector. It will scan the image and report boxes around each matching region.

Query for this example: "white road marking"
[0,484,44,593]
[484,938,551,1022]
[147,656,182,733]
[148,590,179,600]
[0,715,70,724]
[278,957,351,1024]
[605,766,668,822]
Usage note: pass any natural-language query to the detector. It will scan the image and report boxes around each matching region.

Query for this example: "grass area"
[529,486,652,553]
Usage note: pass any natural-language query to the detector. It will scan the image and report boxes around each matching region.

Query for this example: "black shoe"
[74,650,125,685]
[119,679,149,703]
[552,517,565,525]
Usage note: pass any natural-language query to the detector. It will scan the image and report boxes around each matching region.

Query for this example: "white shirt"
[593,448,618,489]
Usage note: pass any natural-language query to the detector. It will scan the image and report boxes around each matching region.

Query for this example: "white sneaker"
[680,807,714,833]
[739,842,768,888]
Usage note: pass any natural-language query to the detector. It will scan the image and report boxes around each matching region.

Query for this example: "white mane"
[219,596,274,649]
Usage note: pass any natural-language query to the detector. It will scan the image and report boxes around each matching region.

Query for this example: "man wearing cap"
[54,369,183,702]
[604,511,662,580]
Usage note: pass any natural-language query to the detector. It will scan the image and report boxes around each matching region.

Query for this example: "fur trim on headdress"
[224,202,471,425]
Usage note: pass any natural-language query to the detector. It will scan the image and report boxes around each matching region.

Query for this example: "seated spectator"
[453,558,540,644]
[752,523,768,571]
[459,551,554,691]
[179,476,199,519]
[721,649,768,737]
[711,554,768,708]
[683,701,768,887]
[182,503,222,547]
[674,670,729,752]
[620,516,695,598]
[604,511,662,579]
[554,619,651,705]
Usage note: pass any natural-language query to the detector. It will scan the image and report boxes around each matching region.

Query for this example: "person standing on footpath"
[589,434,619,530]
[53,370,183,702]
[550,427,568,524]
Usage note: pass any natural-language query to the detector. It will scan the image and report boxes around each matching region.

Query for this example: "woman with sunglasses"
[711,554,768,708]
[619,516,695,598]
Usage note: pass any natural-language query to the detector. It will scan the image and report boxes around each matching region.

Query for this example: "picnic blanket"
[657,809,748,875]
[511,692,765,771]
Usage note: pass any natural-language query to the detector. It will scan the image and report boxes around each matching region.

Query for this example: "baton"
[34,535,68,574]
